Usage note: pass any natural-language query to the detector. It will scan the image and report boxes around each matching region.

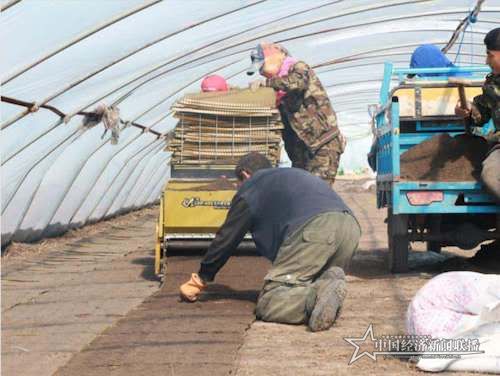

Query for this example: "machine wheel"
[387,209,409,273]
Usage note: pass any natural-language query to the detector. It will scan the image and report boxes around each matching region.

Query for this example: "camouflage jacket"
[472,73,500,144]
[266,61,343,153]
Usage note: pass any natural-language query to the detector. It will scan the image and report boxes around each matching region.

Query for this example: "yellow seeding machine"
[155,87,282,278]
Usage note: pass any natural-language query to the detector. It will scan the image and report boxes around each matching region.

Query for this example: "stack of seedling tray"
[168,87,282,168]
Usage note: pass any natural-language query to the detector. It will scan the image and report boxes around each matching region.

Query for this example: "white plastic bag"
[417,322,500,373]
[406,272,500,373]
[407,272,500,338]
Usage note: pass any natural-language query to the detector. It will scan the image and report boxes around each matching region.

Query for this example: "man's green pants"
[255,211,361,324]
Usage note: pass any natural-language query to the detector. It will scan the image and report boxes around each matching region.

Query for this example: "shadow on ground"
[350,246,500,280]
[131,253,157,281]
[199,284,260,303]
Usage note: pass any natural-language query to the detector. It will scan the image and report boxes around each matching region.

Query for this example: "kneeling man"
[180,152,361,332]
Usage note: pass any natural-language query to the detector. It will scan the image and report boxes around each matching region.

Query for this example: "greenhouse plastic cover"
[1,0,499,246]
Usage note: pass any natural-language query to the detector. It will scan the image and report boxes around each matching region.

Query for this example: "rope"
[454,3,479,65]
[442,0,483,55]
[1,95,67,118]
[454,24,468,64]
[1,95,162,136]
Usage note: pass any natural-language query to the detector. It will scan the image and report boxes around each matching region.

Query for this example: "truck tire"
[387,209,409,273]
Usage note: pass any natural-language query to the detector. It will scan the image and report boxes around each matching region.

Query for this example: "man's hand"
[179,273,206,302]
[455,100,472,118]
[455,101,483,130]
[249,79,266,92]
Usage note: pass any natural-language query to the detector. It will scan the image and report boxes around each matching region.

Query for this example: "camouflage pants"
[255,211,361,324]
[284,133,342,188]
[306,141,342,188]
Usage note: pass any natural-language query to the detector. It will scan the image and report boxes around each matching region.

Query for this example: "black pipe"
[165,239,256,253]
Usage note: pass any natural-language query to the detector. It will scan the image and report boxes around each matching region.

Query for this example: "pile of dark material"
[400,133,489,181]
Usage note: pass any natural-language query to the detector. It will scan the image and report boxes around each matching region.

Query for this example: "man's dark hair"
[484,27,500,51]
[235,152,272,180]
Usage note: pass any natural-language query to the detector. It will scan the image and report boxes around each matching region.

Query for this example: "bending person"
[247,42,346,188]
[179,152,361,332]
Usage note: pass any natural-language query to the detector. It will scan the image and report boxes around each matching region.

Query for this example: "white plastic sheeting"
[1,0,499,245]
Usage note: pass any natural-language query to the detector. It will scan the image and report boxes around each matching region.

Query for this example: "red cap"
[201,75,229,92]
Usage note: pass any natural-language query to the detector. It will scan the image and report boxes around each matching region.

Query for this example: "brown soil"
[400,133,488,181]
[54,255,269,376]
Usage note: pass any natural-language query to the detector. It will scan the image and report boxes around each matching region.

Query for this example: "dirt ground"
[2,178,497,376]
[2,206,159,262]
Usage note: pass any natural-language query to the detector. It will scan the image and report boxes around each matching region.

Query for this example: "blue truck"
[375,63,499,272]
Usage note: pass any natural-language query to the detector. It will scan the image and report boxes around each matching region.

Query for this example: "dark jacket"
[198,168,353,281]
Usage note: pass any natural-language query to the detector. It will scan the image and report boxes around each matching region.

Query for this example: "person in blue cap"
[368,44,462,171]
[409,44,459,77]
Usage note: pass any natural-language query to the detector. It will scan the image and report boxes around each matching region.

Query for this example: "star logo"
[344,325,486,365]
[344,324,378,365]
